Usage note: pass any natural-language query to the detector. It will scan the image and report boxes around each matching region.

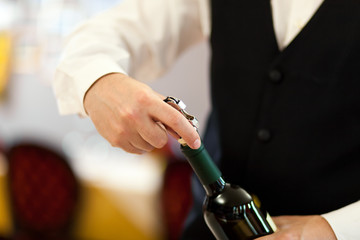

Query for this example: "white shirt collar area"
[270,0,324,50]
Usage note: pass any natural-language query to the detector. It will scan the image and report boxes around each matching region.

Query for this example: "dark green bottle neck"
[181,143,225,196]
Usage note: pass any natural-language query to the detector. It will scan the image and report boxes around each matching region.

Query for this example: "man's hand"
[256,215,337,240]
[84,73,201,154]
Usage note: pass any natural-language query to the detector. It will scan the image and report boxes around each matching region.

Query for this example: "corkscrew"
[164,96,199,145]
[163,96,199,132]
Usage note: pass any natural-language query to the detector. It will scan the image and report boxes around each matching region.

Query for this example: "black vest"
[182,0,360,239]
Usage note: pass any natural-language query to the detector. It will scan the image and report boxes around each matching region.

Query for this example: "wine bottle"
[181,143,276,240]
[163,96,276,239]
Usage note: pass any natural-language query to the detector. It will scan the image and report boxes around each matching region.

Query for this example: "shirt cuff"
[322,200,360,240]
[72,56,128,116]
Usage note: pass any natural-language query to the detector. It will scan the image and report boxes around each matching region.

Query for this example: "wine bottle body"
[203,183,274,240]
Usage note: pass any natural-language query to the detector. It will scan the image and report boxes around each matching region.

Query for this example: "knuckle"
[135,88,152,105]
[146,131,167,148]
[154,136,168,149]
[108,126,127,148]
[119,107,139,122]
[138,123,168,149]
[126,148,143,155]
[109,136,123,148]
[278,232,296,240]
[109,139,120,148]
[113,123,127,137]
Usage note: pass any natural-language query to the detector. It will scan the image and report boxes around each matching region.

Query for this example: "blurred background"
[0,0,210,239]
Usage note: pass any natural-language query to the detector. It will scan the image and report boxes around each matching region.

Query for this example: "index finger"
[152,99,201,149]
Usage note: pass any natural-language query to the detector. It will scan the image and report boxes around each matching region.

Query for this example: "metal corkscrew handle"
[164,96,199,145]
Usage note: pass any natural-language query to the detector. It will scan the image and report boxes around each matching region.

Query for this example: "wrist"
[83,72,127,115]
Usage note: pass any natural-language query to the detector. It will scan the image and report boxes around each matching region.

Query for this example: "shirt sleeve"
[53,0,210,116]
[322,200,360,240]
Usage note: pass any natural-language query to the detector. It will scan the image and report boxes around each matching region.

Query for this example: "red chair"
[159,141,194,240]
[6,142,79,240]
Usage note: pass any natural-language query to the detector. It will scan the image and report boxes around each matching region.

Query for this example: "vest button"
[269,69,282,83]
[257,129,271,142]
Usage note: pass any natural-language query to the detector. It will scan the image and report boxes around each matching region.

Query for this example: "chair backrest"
[6,142,79,239]
[161,160,193,240]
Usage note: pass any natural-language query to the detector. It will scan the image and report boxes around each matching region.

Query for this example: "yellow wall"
[72,182,163,240]
[0,174,13,237]
[0,31,12,98]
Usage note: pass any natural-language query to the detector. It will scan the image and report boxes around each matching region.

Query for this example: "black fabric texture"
[181,0,360,238]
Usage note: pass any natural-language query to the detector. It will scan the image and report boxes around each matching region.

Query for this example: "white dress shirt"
[53,0,360,238]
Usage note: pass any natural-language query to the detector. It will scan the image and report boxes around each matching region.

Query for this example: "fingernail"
[193,139,201,149]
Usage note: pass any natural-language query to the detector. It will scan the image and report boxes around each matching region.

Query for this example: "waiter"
[54,0,360,239]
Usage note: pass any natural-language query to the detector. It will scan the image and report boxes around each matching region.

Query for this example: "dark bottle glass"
[181,143,276,240]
